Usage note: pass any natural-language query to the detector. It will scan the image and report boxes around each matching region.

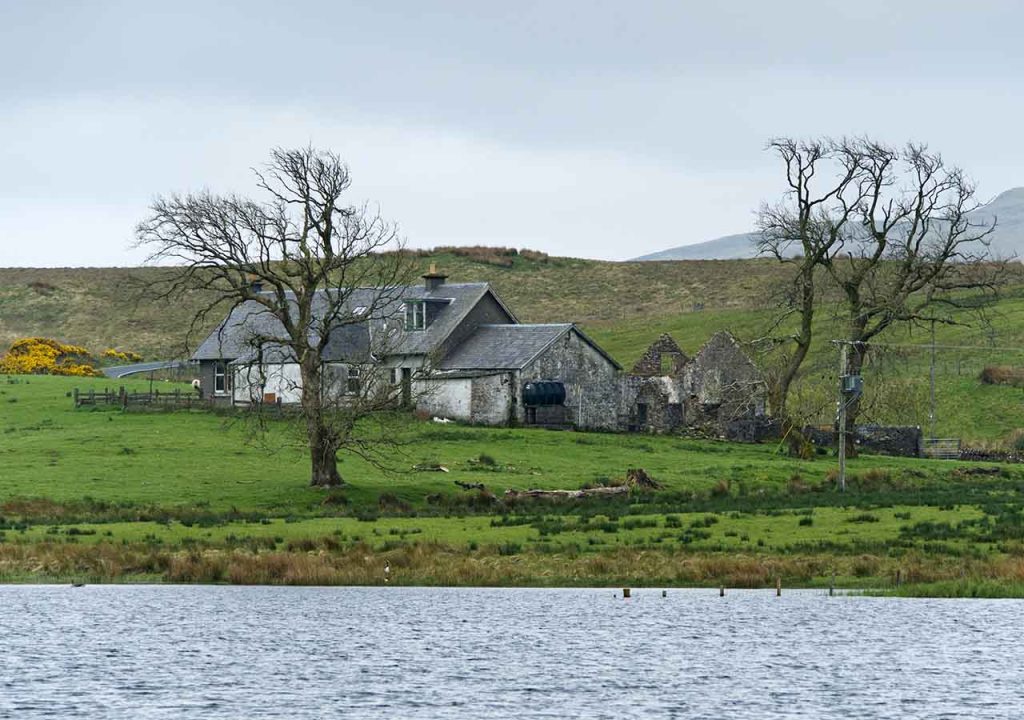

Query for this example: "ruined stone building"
[621,332,767,437]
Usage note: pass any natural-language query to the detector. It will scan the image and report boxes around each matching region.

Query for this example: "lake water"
[1,585,1021,718]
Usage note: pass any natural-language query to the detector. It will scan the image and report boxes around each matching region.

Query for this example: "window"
[660,353,679,374]
[390,368,399,384]
[405,301,426,330]
[214,362,230,394]
[346,366,361,395]
[636,403,648,426]
[324,365,346,396]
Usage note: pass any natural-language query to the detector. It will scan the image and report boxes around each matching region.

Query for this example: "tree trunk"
[769,269,816,457]
[309,430,343,487]
[300,357,344,487]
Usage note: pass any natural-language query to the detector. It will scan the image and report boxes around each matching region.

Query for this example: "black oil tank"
[522,380,566,406]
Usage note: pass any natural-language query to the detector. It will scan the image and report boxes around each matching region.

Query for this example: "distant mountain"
[632,232,761,261]
[633,187,1024,261]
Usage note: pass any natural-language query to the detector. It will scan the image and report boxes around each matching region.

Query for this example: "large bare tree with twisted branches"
[758,137,1005,451]
[137,147,414,486]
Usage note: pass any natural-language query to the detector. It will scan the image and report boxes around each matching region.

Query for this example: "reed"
[8,540,1024,593]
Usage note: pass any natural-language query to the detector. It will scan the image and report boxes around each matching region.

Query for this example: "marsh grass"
[7,539,1023,592]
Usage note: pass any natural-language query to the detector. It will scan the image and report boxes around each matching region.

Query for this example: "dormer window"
[405,301,426,330]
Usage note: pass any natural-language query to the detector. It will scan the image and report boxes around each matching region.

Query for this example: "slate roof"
[191,282,513,363]
[438,324,621,371]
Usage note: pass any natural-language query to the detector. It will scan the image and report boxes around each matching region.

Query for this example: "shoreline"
[3,542,1024,597]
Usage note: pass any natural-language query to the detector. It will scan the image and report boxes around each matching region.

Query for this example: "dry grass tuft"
[980,366,1024,387]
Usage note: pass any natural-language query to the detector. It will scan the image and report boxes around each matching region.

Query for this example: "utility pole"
[837,342,848,493]
[929,319,937,441]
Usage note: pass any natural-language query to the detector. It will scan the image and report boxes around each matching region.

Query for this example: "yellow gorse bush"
[101,348,144,363]
[0,337,103,377]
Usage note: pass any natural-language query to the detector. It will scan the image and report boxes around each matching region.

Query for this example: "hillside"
[0,254,793,360]
[2,252,1024,442]
[634,187,1024,261]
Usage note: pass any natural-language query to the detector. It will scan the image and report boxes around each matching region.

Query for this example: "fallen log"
[504,485,630,500]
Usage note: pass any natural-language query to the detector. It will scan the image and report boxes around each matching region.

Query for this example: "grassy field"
[3,375,1024,594]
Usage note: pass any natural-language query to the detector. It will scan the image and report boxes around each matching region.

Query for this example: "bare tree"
[136,147,414,487]
[822,141,1002,432]
[758,137,1005,450]
[756,138,866,420]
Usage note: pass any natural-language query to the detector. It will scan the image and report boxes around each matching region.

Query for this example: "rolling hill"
[634,187,1024,261]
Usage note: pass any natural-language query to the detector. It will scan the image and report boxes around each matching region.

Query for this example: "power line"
[831,339,1024,353]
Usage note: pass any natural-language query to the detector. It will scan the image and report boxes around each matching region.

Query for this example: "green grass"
[1,375,1005,515]
[4,375,1024,592]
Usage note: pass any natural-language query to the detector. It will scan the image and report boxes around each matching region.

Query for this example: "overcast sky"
[2,1,1024,266]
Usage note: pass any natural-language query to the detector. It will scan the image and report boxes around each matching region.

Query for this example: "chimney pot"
[423,263,448,291]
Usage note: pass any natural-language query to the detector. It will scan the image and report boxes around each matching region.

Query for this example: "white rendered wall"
[233,363,304,405]
[415,377,474,421]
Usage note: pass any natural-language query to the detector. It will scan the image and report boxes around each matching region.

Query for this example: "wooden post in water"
[622,588,631,599]
[661,590,667,598]
[719,586,725,597]
[776,577,782,597]
[829,573,835,597]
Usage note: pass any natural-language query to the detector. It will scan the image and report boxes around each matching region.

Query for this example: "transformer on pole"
[835,341,864,493]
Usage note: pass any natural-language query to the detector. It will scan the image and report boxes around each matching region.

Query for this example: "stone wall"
[620,331,768,436]
[683,332,766,427]
[470,373,514,426]
[630,333,689,376]
[805,425,923,457]
[619,375,684,432]
[522,330,620,431]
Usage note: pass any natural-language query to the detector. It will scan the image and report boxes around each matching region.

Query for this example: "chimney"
[422,263,447,291]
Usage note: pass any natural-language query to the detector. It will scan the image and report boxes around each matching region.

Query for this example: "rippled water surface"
[2,585,1023,718]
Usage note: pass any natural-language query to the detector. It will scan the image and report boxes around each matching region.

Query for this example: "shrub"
[787,474,811,494]
[0,337,102,377]
[709,479,731,498]
[497,542,522,556]
[424,245,549,267]
[980,366,1024,387]
[101,349,144,363]
[690,515,719,529]
[377,492,412,514]
[847,513,880,524]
